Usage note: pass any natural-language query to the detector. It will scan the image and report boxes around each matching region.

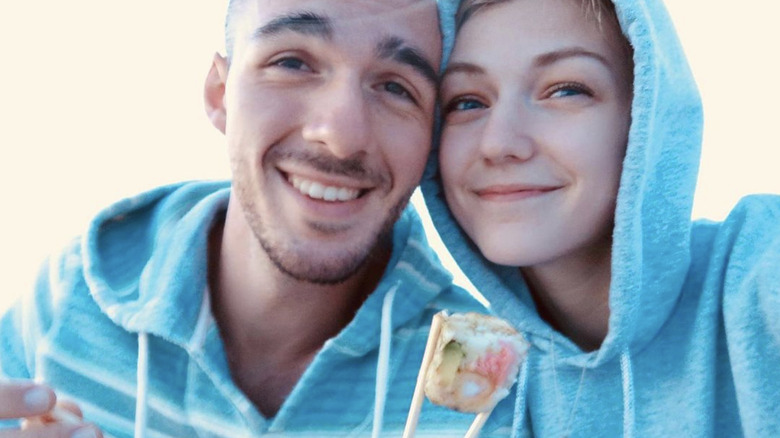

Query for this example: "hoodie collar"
[328,206,455,356]
[83,182,453,355]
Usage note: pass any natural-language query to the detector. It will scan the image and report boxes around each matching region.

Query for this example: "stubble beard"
[233,147,415,285]
[243,190,411,285]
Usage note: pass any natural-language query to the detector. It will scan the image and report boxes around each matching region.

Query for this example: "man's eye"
[383,81,413,101]
[272,57,311,71]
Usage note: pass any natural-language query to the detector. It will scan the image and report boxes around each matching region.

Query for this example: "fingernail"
[23,386,52,411]
[71,426,99,438]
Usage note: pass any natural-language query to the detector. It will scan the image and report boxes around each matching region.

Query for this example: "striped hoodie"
[0,181,509,437]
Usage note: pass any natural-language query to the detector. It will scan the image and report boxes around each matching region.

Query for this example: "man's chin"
[252,193,407,285]
[257,231,375,285]
[270,252,369,285]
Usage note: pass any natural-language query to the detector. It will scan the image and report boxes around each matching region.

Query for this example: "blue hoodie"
[0,181,496,437]
[423,0,780,436]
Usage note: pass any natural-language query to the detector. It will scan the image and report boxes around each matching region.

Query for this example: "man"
[0,0,488,436]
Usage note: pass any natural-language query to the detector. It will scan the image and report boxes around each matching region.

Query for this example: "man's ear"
[204,53,229,134]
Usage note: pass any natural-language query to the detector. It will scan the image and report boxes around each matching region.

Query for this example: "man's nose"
[301,76,372,159]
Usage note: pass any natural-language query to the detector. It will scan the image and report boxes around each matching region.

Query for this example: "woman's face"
[439,0,633,268]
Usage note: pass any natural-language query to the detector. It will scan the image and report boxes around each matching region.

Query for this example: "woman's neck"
[521,240,613,352]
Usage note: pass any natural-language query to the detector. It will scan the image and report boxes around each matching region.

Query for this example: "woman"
[423,0,780,436]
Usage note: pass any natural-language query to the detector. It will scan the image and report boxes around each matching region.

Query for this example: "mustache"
[269,149,388,184]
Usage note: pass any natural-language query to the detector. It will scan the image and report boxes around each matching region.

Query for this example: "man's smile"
[288,174,362,202]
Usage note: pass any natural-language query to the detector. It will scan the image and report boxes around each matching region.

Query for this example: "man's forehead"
[234,0,442,66]
[245,0,439,32]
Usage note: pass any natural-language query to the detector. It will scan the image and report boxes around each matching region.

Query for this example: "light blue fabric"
[0,181,509,437]
[424,0,780,436]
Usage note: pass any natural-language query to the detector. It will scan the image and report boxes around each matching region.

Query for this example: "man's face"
[209,0,441,284]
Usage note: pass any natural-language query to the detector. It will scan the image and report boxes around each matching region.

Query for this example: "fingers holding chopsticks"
[0,381,56,419]
[0,380,102,438]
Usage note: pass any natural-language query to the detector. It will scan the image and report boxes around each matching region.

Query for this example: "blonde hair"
[455,0,621,33]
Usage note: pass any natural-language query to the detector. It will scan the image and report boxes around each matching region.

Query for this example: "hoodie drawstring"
[620,349,635,438]
[372,283,398,438]
[510,348,531,438]
[134,331,150,438]
[510,344,636,438]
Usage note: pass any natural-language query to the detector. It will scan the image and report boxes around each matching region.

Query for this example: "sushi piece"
[423,311,529,413]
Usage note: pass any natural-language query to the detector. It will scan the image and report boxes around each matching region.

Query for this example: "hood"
[427,0,703,365]
[81,180,231,345]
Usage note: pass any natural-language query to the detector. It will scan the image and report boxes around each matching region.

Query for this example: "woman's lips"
[475,184,561,201]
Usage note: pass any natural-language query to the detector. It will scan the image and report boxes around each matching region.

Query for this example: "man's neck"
[206,205,390,417]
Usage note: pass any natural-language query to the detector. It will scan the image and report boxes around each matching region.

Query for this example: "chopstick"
[402,311,495,438]
[463,411,492,438]
[402,312,444,438]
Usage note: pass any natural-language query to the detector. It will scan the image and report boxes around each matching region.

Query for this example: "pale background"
[1,1,779,312]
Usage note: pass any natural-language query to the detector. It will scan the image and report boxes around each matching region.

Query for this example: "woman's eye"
[548,83,592,98]
[445,98,485,113]
[272,57,311,71]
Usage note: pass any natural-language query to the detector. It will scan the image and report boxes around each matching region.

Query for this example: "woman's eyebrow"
[534,47,611,69]
[441,62,485,81]
[441,47,611,82]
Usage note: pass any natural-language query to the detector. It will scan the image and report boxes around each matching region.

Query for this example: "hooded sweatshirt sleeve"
[0,241,78,429]
[1,255,57,381]
[717,196,780,434]
[1,235,85,379]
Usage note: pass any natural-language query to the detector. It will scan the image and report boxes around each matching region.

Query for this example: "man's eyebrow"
[376,37,438,86]
[534,47,612,69]
[252,11,333,40]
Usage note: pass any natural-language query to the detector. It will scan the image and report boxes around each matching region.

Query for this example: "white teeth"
[337,187,354,200]
[323,187,338,201]
[309,182,325,199]
[289,175,360,201]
